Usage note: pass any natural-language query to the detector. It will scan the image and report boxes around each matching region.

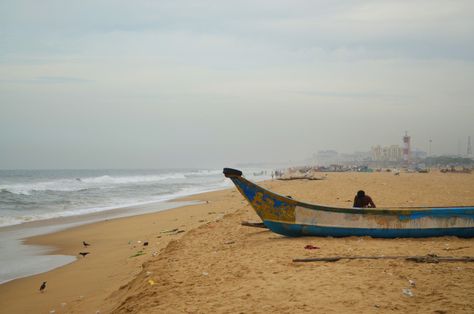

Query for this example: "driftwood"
[405,255,474,263]
[241,221,267,229]
[443,246,470,251]
[293,254,474,263]
[277,177,325,181]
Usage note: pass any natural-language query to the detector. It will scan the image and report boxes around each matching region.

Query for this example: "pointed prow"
[223,168,242,178]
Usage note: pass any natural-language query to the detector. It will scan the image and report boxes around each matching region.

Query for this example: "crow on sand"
[39,281,47,292]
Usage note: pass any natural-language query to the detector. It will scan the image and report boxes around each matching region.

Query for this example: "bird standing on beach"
[39,281,47,293]
[83,241,90,247]
[79,252,90,257]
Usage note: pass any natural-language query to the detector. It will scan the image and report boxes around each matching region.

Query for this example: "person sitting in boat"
[353,190,376,208]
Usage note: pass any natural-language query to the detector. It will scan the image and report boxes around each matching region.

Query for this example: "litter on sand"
[402,288,414,297]
[130,251,146,258]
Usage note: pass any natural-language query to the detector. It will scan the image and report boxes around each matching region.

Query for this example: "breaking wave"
[0,171,223,195]
[0,168,269,228]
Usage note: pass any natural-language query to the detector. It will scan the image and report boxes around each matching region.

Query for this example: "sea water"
[0,168,269,227]
[0,168,270,283]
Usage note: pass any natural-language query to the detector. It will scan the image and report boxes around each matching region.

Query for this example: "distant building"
[387,145,403,162]
[371,145,382,161]
[371,145,402,162]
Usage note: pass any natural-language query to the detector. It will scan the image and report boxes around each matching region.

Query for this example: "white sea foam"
[0,177,232,228]
[0,168,269,228]
[80,173,187,184]
[0,216,28,228]
[0,172,208,195]
[185,169,222,176]
[0,179,84,195]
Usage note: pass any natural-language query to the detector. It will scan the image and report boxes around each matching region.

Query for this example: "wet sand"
[1,171,473,313]
[0,200,196,285]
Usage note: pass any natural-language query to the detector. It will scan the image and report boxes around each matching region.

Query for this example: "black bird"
[83,241,90,247]
[79,252,90,257]
[143,241,149,246]
[39,281,47,292]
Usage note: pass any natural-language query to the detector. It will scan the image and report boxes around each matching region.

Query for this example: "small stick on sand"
[293,254,474,263]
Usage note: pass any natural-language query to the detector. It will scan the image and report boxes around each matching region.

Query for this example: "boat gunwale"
[237,175,474,216]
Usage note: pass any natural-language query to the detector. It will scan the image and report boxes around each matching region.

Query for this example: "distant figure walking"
[353,190,376,208]
[39,281,47,293]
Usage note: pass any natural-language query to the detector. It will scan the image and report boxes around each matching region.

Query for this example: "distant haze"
[1,1,473,169]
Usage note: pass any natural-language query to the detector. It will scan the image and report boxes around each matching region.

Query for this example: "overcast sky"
[1,0,473,169]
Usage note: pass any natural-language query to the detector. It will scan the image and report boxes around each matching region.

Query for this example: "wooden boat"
[223,168,474,238]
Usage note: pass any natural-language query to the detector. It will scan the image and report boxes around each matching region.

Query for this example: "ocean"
[0,168,269,283]
[0,168,268,228]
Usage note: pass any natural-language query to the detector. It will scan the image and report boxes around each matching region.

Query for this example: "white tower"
[403,131,411,165]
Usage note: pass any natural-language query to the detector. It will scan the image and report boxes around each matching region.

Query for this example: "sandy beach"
[3,2,473,313]
[1,171,473,313]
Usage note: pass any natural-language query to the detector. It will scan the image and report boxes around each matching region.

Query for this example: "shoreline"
[0,198,200,284]
[0,173,246,284]
[0,173,269,284]
[1,172,473,313]
[0,186,238,313]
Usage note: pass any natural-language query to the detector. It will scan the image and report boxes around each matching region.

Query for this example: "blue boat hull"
[223,168,474,238]
[264,221,474,238]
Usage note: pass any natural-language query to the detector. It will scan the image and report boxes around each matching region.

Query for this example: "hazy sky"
[1,0,473,169]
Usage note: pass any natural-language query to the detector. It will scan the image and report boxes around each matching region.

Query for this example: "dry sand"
[1,171,473,313]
